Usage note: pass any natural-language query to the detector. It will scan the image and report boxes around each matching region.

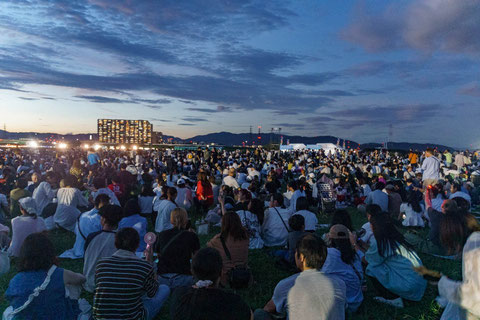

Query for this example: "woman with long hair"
[363,213,426,308]
[155,187,178,232]
[235,198,264,249]
[207,211,249,286]
[400,190,425,227]
[195,171,213,214]
[322,224,363,312]
[5,233,85,319]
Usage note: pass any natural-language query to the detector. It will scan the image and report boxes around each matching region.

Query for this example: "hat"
[177,178,185,185]
[466,182,474,188]
[385,184,395,191]
[308,173,315,178]
[328,224,350,240]
[19,197,37,215]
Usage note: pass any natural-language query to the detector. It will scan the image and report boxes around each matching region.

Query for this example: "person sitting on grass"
[262,193,292,247]
[322,224,364,313]
[291,234,347,320]
[416,212,480,320]
[361,212,426,308]
[292,196,318,232]
[170,247,252,320]
[207,211,250,287]
[274,214,307,267]
[254,234,347,320]
[155,187,178,232]
[94,227,170,320]
[83,204,122,292]
[8,197,46,258]
[4,233,86,320]
[155,207,200,289]
[119,198,147,252]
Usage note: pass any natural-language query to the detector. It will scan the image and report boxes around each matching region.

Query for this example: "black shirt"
[170,287,251,320]
[155,228,200,275]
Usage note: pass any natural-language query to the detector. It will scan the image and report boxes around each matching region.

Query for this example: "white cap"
[19,197,37,215]
[177,178,185,185]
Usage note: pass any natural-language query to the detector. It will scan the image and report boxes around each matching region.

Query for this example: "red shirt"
[196,181,213,206]
[108,183,124,198]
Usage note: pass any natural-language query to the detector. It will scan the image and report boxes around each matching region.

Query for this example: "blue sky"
[0,0,479,147]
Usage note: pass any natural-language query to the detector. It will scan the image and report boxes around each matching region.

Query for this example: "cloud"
[18,97,38,101]
[341,0,480,54]
[75,95,129,103]
[178,123,196,126]
[181,117,208,122]
[149,118,172,122]
[458,82,480,97]
[187,105,233,113]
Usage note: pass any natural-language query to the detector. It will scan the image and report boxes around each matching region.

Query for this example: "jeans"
[158,273,194,289]
[144,284,170,320]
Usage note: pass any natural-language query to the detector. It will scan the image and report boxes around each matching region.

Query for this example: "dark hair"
[407,190,422,213]
[221,211,248,241]
[295,197,309,211]
[249,198,265,225]
[111,174,121,183]
[95,193,110,207]
[123,198,141,217]
[288,214,305,231]
[366,204,382,217]
[288,180,298,190]
[99,204,122,227]
[375,181,385,190]
[140,184,155,197]
[192,247,223,282]
[115,227,140,252]
[331,210,353,232]
[370,213,413,257]
[451,197,470,214]
[16,178,28,189]
[271,193,284,207]
[17,233,56,272]
[63,174,76,188]
[451,182,461,193]
[295,234,327,269]
[93,177,106,189]
[330,237,356,265]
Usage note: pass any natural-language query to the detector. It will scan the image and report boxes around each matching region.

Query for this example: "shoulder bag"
[219,236,251,289]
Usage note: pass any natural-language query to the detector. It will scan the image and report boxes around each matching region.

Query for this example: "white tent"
[281,142,343,153]
[314,143,344,154]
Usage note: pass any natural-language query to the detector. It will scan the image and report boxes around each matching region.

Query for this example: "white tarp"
[281,142,343,153]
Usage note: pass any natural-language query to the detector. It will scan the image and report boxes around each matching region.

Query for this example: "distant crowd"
[0,145,479,320]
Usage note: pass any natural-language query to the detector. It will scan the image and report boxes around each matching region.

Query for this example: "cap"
[177,178,185,185]
[385,184,395,191]
[328,224,350,240]
[19,197,37,215]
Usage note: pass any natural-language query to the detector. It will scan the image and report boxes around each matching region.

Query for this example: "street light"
[58,143,67,149]
[27,141,38,148]
[93,144,101,151]
[83,144,89,149]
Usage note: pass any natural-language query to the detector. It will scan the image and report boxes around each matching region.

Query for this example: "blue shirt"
[87,152,100,165]
[72,208,102,257]
[421,156,441,180]
[365,238,427,301]
[119,214,147,252]
[322,248,363,312]
[5,268,80,320]
[365,190,388,212]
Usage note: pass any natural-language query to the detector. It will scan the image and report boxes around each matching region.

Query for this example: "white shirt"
[223,175,239,189]
[92,188,120,206]
[262,207,292,247]
[293,210,318,231]
[175,187,192,209]
[32,181,56,215]
[155,200,177,232]
[288,189,306,213]
[438,232,480,319]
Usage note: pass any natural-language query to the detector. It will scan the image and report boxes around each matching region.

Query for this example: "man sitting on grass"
[93,227,170,320]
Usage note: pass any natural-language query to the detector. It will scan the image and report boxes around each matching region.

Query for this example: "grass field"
[0,207,462,319]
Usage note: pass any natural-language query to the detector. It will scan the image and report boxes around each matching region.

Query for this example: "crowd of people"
[0,145,479,320]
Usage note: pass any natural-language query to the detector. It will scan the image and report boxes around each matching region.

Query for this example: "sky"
[0,0,479,147]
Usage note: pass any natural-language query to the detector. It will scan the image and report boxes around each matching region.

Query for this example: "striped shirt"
[93,249,158,320]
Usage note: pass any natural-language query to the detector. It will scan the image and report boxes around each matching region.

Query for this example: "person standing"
[421,148,441,188]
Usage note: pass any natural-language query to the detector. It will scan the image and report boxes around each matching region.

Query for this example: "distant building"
[97,119,152,145]
[152,131,163,144]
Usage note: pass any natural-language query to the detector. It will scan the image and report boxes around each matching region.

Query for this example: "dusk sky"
[0,0,479,147]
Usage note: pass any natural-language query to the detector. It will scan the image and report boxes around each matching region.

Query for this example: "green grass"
[0,208,462,319]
